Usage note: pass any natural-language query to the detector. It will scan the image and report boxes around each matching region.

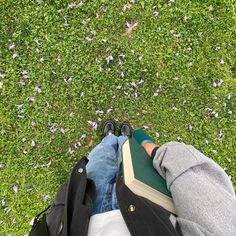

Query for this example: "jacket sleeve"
[153,142,236,236]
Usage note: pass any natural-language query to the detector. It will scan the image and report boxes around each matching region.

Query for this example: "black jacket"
[29,157,181,236]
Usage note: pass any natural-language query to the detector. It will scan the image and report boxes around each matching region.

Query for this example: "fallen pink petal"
[88,121,98,130]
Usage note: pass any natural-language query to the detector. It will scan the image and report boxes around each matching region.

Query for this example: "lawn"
[0,0,235,234]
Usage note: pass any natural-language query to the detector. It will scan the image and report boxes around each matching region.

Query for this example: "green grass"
[0,0,236,234]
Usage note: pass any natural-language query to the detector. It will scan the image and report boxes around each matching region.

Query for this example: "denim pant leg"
[86,134,118,215]
[111,135,129,210]
[117,135,129,167]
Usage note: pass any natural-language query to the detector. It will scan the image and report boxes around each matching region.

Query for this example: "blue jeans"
[86,134,128,215]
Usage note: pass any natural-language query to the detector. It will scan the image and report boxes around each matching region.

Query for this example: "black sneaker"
[120,122,133,137]
[102,120,116,137]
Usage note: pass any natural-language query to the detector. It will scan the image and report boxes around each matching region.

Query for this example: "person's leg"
[117,135,129,167]
[111,135,128,210]
[86,134,118,214]
[112,122,133,210]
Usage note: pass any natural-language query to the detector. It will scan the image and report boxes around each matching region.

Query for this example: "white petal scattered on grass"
[213,82,217,87]
[68,2,77,8]
[4,207,11,214]
[27,97,35,102]
[198,32,203,36]
[106,55,113,64]
[46,160,52,168]
[43,195,50,201]
[0,163,5,169]
[88,121,98,130]
[1,199,5,207]
[12,185,19,193]
[31,140,36,147]
[107,108,113,113]
[208,5,213,11]
[0,73,5,78]
[9,43,15,50]
[176,136,181,141]
[227,93,232,100]
[97,117,102,122]
[23,74,30,79]
[138,79,144,84]
[95,110,104,114]
[36,0,44,4]
[143,125,149,129]
[64,77,73,83]
[228,110,233,115]
[34,39,40,45]
[220,58,224,64]
[35,86,42,93]
[74,141,82,149]
[82,20,88,26]
[188,124,193,131]
[60,128,65,134]
[22,70,28,75]
[80,91,84,97]
[218,79,224,87]
[40,57,44,62]
[50,126,57,133]
[173,77,180,81]
[172,105,178,111]
[174,33,182,38]
[218,129,224,142]
[138,55,143,60]
[29,217,35,226]
[120,53,126,59]
[155,132,160,138]
[12,53,18,59]
[85,36,92,41]
[68,147,74,154]
[80,134,86,140]
[205,139,209,144]
[153,11,160,17]
[26,188,33,193]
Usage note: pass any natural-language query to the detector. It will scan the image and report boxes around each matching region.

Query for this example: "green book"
[121,135,177,214]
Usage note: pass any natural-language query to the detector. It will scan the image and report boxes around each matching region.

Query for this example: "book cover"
[122,133,176,214]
